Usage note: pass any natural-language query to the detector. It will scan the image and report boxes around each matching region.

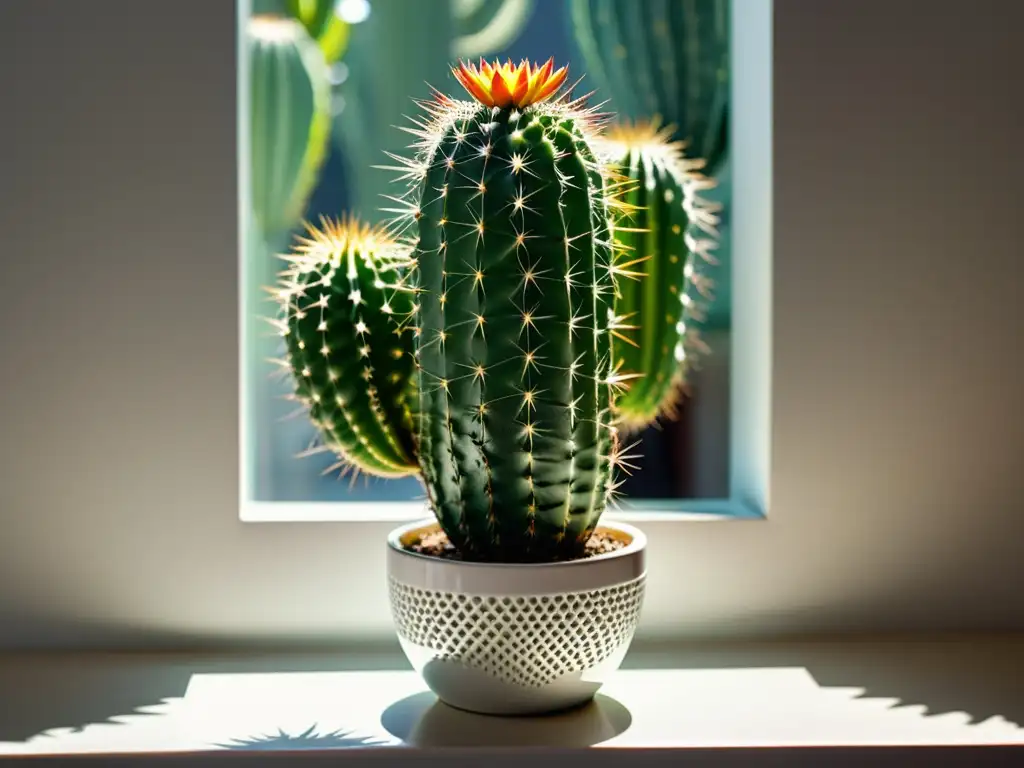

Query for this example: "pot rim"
[386,516,647,569]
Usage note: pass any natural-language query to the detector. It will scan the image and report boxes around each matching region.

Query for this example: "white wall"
[0,0,1022,650]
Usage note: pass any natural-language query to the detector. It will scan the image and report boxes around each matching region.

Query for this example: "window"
[238,0,770,521]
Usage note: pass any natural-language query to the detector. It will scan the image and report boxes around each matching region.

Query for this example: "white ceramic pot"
[386,517,647,716]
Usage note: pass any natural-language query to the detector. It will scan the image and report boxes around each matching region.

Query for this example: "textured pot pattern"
[386,518,647,715]
[388,574,645,688]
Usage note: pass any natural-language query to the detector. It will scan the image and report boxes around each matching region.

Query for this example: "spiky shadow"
[215,723,395,751]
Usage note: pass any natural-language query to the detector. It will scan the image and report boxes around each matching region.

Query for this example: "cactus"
[248,14,333,241]
[567,0,730,176]
[390,58,636,562]
[596,119,721,432]
[273,215,420,480]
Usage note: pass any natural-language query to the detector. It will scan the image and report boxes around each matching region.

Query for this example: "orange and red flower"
[452,57,569,109]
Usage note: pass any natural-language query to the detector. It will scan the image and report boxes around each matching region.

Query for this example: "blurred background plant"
[565,0,733,501]
[567,0,732,333]
[243,0,734,504]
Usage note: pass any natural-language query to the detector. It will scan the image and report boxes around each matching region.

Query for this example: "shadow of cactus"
[216,723,396,750]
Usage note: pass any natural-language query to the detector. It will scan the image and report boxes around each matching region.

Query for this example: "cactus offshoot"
[274,216,420,480]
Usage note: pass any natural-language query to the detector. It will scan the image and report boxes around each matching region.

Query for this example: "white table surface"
[0,634,1021,765]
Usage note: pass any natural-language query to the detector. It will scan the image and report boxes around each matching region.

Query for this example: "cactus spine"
[248,15,332,240]
[598,120,720,431]
[274,216,420,479]
[567,0,730,175]
[392,59,633,562]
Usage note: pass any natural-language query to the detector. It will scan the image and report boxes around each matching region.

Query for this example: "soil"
[406,529,626,562]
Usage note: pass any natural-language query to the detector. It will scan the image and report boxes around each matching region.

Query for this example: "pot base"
[402,638,633,716]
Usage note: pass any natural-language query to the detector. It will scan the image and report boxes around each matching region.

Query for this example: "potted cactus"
[382,57,651,716]
[274,59,654,716]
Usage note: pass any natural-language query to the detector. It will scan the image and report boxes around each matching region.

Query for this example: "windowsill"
[239,499,765,524]
[2,634,1021,764]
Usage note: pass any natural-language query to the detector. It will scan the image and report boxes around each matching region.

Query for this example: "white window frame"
[236,0,772,526]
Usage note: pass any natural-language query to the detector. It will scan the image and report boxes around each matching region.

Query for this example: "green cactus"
[273,215,420,480]
[567,0,730,175]
[597,119,721,432]
[248,14,333,241]
[391,59,634,562]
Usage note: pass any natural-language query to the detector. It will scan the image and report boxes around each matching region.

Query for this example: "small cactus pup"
[390,58,641,562]
[271,214,420,481]
[595,118,722,433]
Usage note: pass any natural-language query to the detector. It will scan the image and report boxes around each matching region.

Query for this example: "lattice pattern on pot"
[387,576,646,688]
